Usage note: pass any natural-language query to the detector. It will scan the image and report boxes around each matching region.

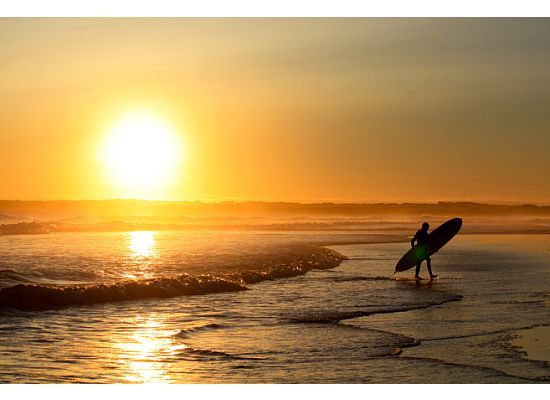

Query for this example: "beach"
[0,229,548,383]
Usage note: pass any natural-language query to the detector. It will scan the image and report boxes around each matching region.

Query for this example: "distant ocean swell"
[0,247,346,311]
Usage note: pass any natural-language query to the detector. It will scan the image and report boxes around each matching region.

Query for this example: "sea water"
[0,231,548,383]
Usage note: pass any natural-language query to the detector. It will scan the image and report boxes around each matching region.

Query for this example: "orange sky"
[1,18,549,203]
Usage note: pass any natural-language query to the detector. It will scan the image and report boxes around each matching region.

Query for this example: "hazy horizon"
[2,198,550,219]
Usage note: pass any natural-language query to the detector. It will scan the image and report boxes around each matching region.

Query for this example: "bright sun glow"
[101,111,182,198]
[128,231,156,258]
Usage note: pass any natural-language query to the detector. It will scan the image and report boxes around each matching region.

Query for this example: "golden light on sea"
[115,317,188,383]
[128,231,157,258]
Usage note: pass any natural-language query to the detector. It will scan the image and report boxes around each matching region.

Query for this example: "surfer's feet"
[430,274,438,280]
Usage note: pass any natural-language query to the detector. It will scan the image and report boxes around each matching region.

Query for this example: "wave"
[323,275,465,283]
[0,274,247,311]
[174,323,225,339]
[0,269,34,283]
[396,355,541,382]
[324,276,391,282]
[177,347,236,360]
[421,323,550,342]
[0,267,102,287]
[289,295,463,323]
[176,346,259,361]
[0,247,346,311]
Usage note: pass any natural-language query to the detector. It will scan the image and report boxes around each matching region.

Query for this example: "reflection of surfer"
[411,222,438,280]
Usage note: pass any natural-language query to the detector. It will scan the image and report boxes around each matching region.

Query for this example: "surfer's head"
[422,222,429,231]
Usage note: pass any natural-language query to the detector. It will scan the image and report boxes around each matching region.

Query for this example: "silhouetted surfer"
[411,222,438,280]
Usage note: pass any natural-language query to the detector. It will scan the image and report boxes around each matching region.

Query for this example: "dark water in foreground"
[0,232,548,383]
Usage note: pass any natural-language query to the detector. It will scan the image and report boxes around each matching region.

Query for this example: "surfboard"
[394,217,462,272]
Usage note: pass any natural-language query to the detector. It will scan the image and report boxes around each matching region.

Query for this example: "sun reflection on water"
[115,317,188,383]
[128,231,156,257]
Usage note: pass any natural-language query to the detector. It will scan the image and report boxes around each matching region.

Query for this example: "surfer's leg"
[415,262,421,278]
[426,257,437,279]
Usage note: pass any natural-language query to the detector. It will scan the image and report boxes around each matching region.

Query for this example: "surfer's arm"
[410,234,417,248]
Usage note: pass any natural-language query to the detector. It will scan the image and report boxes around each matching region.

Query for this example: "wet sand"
[513,326,550,363]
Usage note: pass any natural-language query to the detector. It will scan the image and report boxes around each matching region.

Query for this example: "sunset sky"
[1,18,549,203]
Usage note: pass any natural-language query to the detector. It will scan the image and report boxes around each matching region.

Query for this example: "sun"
[101,111,182,198]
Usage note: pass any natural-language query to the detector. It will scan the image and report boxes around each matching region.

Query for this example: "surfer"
[411,222,438,280]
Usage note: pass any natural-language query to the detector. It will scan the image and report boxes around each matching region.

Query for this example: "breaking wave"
[0,247,346,311]
[0,274,247,311]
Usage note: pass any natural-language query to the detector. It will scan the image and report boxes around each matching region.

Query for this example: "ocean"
[0,230,548,383]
